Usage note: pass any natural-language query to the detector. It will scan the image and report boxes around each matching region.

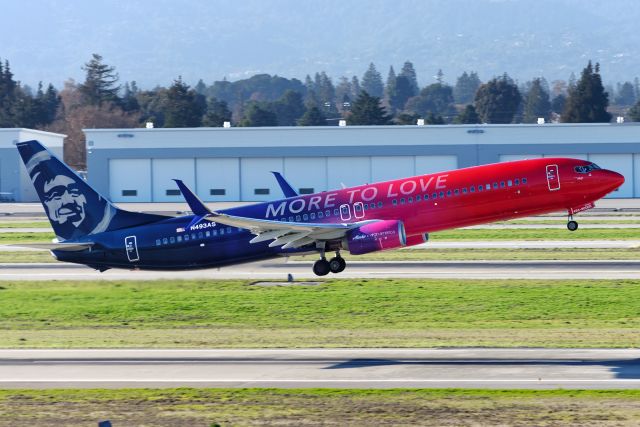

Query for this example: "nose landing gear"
[567,214,579,231]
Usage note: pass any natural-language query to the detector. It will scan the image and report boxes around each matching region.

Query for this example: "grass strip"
[0,251,56,263]
[0,222,50,229]
[1,279,639,348]
[0,388,639,426]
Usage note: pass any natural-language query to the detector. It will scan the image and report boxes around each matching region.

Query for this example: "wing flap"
[10,242,94,251]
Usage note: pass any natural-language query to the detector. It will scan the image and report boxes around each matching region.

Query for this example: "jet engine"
[343,220,407,255]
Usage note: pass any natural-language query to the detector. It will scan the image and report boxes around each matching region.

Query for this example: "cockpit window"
[574,163,601,173]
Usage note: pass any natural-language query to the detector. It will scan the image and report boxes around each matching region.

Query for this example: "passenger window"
[184,234,189,241]
[522,178,528,184]
[470,186,475,193]
[507,180,512,187]
[326,210,331,217]
[408,197,413,203]
[162,238,168,245]
[462,188,467,194]
[205,231,210,237]
[334,209,339,215]
[303,214,308,220]
[155,239,161,246]
[393,199,398,206]
[500,181,505,188]
[170,236,175,244]
[454,189,459,196]
[446,190,451,197]
[478,185,483,192]
[400,198,405,204]
[439,191,444,198]
[311,212,316,219]
[515,179,520,185]
[191,233,197,239]
[378,201,383,208]
[227,227,232,233]
[370,203,376,209]
[212,230,217,236]
[318,211,324,218]
[423,194,428,200]
[296,215,301,221]
[485,184,490,190]
[493,183,498,189]
[432,193,437,199]
[416,195,421,201]
[178,235,183,242]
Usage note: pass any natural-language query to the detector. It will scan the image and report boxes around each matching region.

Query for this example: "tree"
[347,91,391,125]
[361,63,384,98]
[522,78,551,123]
[120,81,140,113]
[405,83,455,120]
[394,112,420,125]
[240,102,278,127]
[453,104,480,124]
[163,77,206,127]
[551,94,566,115]
[298,106,326,126]
[202,97,232,126]
[384,66,397,110]
[79,54,120,105]
[561,61,611,123]
[0,60,18,127]
[425,111,445,124]
[474,74,522,124]
[615,81,636,106]
[399,61,419,96]
[273,90,305,126]
[453,71,481,104]
[629,99,640,122]
[389,76,414,112]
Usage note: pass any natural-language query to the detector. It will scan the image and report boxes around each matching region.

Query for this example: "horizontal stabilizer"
[10,242,94,251]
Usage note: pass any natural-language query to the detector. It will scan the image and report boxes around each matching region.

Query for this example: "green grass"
[0,388,639,426]
[432,228,640,240]
[0,251,55,263]
[1,279,640,348]
[0,232,55,244]
[0,221,50,229]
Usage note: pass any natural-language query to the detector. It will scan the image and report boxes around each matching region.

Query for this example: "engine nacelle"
[405,233,429,247]
[343,220,407,255]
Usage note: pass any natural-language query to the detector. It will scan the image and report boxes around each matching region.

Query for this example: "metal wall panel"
[543,154,588,160]
[371,156,415,182]
[196,158,240,201]
[499,154,543,162]
[109,159,151,202]
[152,159,195,202]
[240,157,284,201]
[415,155,458,175]
[327,157,371,190]
[588,154,633,198]
[283,157,327,196]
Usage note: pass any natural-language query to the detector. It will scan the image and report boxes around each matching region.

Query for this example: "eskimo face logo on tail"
[42,175,87,226]
[24,147,114,240]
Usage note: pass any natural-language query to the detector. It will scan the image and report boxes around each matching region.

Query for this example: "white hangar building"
[84,123,640,203]
[0,128,65,202]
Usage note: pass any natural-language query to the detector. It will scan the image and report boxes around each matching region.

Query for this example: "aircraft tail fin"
[271,171,298,198]
[16,140,167,241]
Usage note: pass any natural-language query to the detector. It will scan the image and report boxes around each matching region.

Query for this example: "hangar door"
[152,159,195,202]
[109,159,151,202]
[327,157,371,190]
[284,157,327,196]
[371,156,414,182]
[588,154,632,198]
[241,158,283,201]
[196,158,240,201]
[415,155,458,175]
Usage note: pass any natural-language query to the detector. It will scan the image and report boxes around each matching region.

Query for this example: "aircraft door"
[546,164,560,191]
[353,201,365,219]
[125,235,140,262]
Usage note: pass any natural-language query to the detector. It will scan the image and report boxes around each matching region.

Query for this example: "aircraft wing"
[173,178,372,249]
[10,242,94,251]
[209,211,375,249]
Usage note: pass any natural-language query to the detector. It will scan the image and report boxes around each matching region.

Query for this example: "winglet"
[173,179,212,217]
[271,171,298,198]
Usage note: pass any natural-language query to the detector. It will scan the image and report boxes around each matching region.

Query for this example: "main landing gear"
[567,214,579,231]
[312,250,347,276]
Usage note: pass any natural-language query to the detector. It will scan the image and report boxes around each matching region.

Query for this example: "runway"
[0,349,638,389]
[2,259,640,280]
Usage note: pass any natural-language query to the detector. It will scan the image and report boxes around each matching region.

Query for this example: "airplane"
[14,140,624,276]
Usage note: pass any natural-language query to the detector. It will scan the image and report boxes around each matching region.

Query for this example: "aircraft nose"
[605,170,625,191]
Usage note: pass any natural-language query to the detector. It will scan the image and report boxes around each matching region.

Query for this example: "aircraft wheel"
[313,258,331,276]
[567,220,578,231]
[329,256,346,273]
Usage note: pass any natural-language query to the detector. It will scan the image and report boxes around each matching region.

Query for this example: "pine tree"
[79,53,121,105]
[615,82,636,106]
[404,83,455,120]
[347,91,391,125]
[361,63,384,98]
[273,90,305,126]
[240,102,278,127]
[561,61,611,123]
[522,78,552,123]
[163,77,205,127]
[474,74,522,124]
[629,99,640,122]
[399,61,418,96]
[454,104,480,124]
[202,97,232,126]
[298,106,327,126]
[350,76,362,99]
[453,71,481,104]
[390,76,415,112]
[384,66,397,109]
